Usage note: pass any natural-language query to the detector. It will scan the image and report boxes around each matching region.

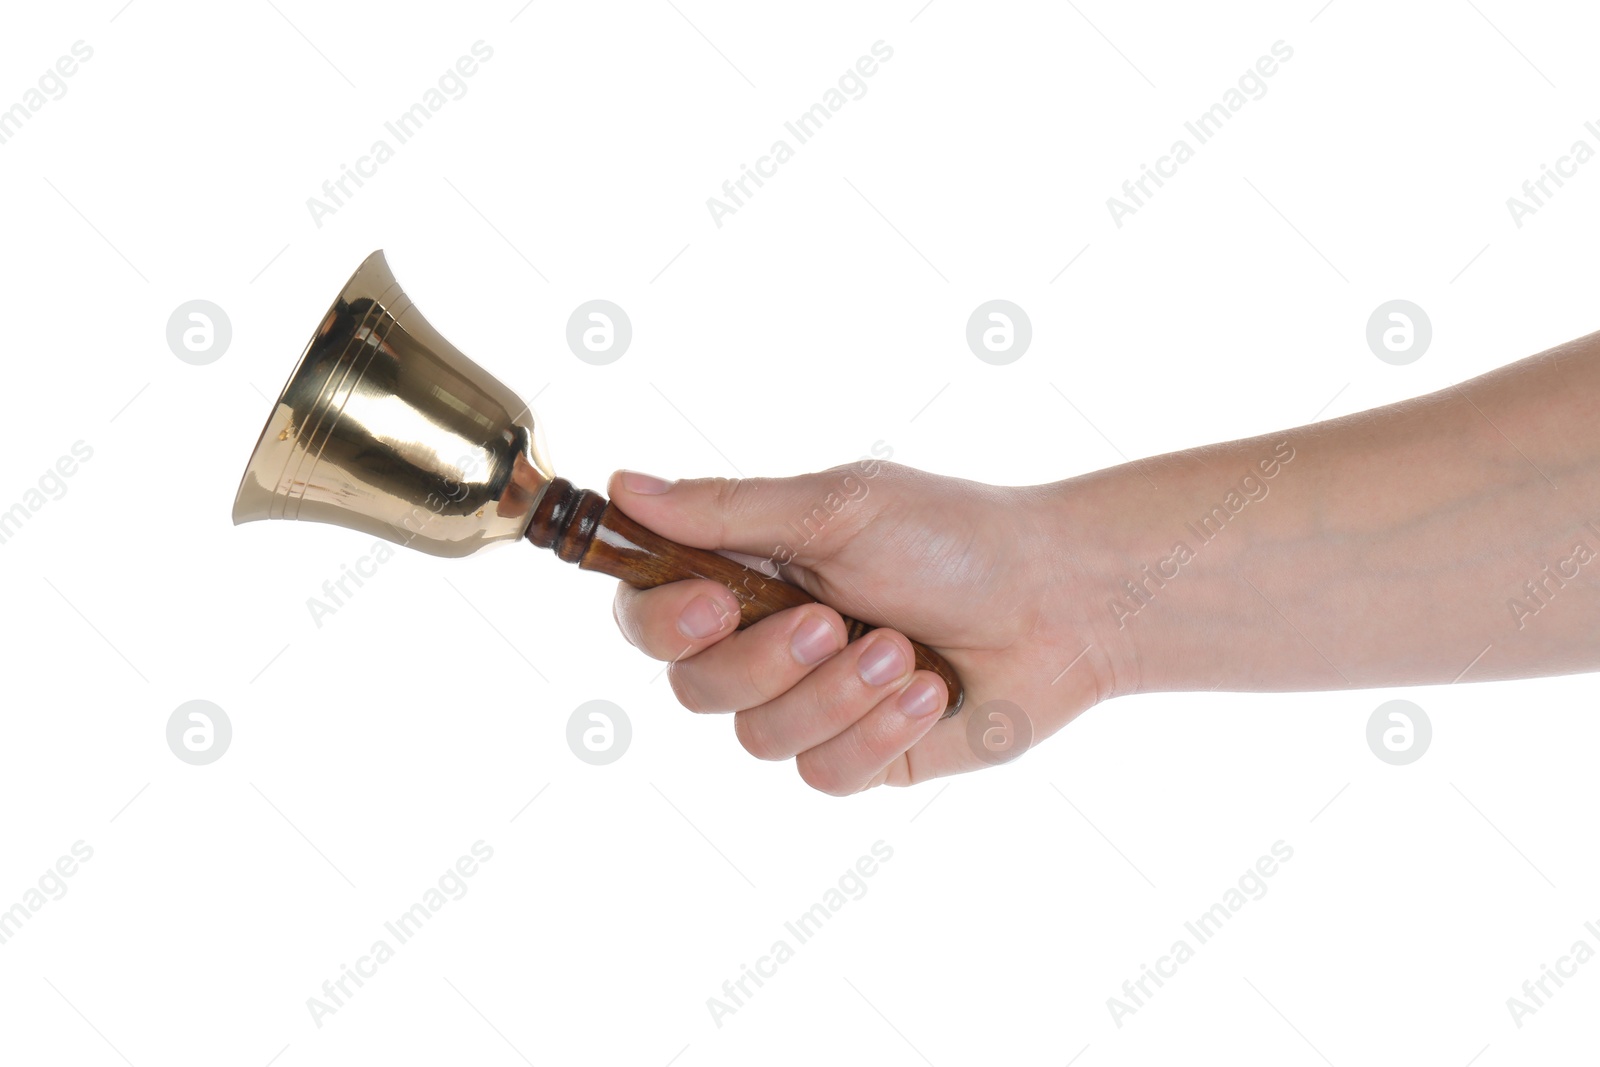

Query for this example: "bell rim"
[230,249,393,525]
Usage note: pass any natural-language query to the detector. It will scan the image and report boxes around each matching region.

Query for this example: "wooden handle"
[526,477,964,718]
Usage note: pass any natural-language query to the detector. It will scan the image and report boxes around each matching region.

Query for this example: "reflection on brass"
[232,250,553,557]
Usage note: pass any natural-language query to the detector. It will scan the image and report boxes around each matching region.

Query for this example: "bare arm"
[607,330,1600,792]
[1068,330,1600,698]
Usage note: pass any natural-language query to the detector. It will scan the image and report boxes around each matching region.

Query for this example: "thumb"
[604,465,889,566]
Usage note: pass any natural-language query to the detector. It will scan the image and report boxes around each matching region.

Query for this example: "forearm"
[1055,330,1600,697]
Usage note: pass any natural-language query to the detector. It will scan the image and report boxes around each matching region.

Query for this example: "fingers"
[606,466,887,565]
[670,604,849,714]
[791,670,949,796]
[612,578,741,665]
[733,629,926,763]
[615,574,965,795]
[614,579,853,714]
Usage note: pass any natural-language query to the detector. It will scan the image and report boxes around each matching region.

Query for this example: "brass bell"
[232,250,553,558]
[233,251,964,715]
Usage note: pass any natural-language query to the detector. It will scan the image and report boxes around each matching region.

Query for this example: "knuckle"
[740,614,814,704]
[798,651,844,722]
[734,710,783,761]
[830,714,896,780]
[796,756,855,797]
[708,476,748,524]
[666,662,716,714]
[738,654,775,710]
[855,717,904,771]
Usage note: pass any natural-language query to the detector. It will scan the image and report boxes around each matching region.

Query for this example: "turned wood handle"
[526,477,964,718]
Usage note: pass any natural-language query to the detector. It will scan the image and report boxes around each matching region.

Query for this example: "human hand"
[605,460,1112,794]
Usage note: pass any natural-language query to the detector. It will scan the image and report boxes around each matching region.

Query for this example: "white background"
[2,1,1598,1063]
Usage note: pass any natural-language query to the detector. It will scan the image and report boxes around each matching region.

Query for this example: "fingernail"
[678,595,730,640]
[790,616,839,666]
[621,470,674,495]
[858,638,907,686]
[898,677,942,719]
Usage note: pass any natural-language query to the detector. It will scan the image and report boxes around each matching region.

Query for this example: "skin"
[608,329,1600,795]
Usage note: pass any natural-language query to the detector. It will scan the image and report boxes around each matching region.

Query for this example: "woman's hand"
[605,461,1115,795]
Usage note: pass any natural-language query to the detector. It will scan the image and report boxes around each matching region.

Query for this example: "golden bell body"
[232,250,553,557]
[233,249,967,716]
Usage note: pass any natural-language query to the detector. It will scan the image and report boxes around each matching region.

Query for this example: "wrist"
[1040,436,1305,699]
[1026,467,1165,703]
